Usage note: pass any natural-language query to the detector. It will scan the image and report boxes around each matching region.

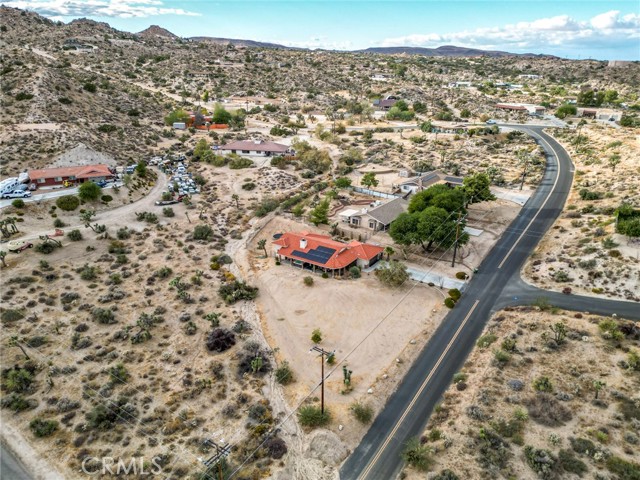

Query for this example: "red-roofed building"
[28,164,114,187]
[272,231,383,275]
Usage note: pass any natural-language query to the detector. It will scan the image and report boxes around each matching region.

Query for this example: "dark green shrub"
[570,437,596,455]
[1,309,25,323]
[524,446,556,479]
[298,405,331,427]
[56,195,80,211]
[532,376,553,392]
[91,307,116,324]
[163,207,175,217]
[68,229,83,241]
[218,281,258,304]
[401,437,433,471]
[193,224,214,241]
[606,456,640,480]
[3,368,34,393]
[11,199,25,208]
[275,361,294,385]
[101,195,113,203]
[557,449,588,476]
[349,266,361,278]
[78,182,101,201]
[444,297,455,308]
[455,271,467,279]
[448,288,461,301]
[0,393,36,412]
[303,276,314,286]
[476,333,497,348]
[29,418,58,437]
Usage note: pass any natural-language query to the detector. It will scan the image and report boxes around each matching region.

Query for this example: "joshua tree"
[342,365,353,386]
[549,322,567,344]
[0,251,7,268]
[257,239,268,257]
[608,154,621,172]
[8,336,30,360]
[593,380,606,399]
[231,194,239,208]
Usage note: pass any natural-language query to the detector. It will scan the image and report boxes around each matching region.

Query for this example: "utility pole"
[310,346,334,414]
[451,211,462,268]
[202,439,231,480]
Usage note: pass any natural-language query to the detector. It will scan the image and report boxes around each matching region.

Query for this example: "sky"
[3,0,640,60]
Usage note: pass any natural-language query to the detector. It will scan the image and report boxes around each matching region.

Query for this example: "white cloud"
[2,0,201,18]
[379,10,640,56]
[276,36,354,51]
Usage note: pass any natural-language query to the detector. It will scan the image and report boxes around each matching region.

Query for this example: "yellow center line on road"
[359,299,480,480]
[497,131,564,270]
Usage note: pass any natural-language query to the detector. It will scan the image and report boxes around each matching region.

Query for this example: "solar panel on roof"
[291,245,336,265]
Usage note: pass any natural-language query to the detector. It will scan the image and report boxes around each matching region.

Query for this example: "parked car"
[485,119,497,125]
[7,240,33,253]
[93,180,108,188]
[2,190,31,199]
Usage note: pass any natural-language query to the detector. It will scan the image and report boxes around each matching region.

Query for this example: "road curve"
[340,126,638,480]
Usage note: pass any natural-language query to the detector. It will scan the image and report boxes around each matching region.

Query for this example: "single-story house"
[577,109,622,121]
[218,140,292,158]
[400,170,464,195]
[373,95,399,111]
[495,103,546,115]
[272,231,383,275]
[28,164,114,187]
[371,73,390,82]
[339,197,409,231]
[448,81,473,88]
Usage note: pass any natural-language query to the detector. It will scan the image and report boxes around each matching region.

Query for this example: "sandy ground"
[405,307,640,479]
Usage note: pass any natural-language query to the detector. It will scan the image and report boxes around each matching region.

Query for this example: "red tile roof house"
[28,164,114,187]
[272,231,384,276]
[217,140,292,158]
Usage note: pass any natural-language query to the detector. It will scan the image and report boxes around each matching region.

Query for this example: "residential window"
[55,177,63,182]
[242,150,250,154]
[369,221,376,229]
[37,178,45,183]
[69,176,76,180]
[231,150,236,154]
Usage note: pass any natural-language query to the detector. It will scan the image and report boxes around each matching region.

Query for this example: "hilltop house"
[217,140,292,158]
[373,95,399,111]
[399,170,464,195]
[28,164,113,187]
[495,103,546,115]
[272,232,383,275]
[339,197,409,231]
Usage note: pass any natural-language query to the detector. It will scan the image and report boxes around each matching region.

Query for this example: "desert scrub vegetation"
[414,307,640,478]
[297,404,331,428]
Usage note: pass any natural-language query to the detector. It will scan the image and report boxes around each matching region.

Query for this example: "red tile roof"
[273,231,383,270]
[28,164,113,181]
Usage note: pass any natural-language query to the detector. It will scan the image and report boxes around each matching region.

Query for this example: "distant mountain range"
[137,26,552,58]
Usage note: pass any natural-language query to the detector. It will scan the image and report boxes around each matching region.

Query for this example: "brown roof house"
[28,164,113,187]
[338,197,409,231]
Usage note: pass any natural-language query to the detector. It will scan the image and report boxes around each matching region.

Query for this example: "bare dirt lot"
[404,307,640,479]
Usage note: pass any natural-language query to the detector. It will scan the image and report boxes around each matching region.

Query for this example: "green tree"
[78,182,102,201]
[408,184,465,214]
[311,328,322,344]
[164,108,190,126]
[555,104,577,119]
[361,172,379,188]
[135,161,147,177]
[335,177,352,189]
[309,199,330,226]
[390,207,467,252]
[462,173,496,205]
[420,121,433,133]
[212,103,232,124]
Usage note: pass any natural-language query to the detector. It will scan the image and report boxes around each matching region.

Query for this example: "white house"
[399,171,464,195]
[217,140,292,158]
[339,197,409,231]
[495,103,546,116]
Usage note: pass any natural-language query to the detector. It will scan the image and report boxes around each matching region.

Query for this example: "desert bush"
[79,264,98,281]
[78,182,101,201]
[135,211,158,224]
[579,189,602,201]
[303,276,314,286]
[455,272,467,280]
[298,405,331,427]
[0,393,36,412]
[375,261,409,287]
[599,318,624,341]
[444,297,455,308]
[476,333,497,348]
[218,281,258,304]
[570,437,597,455]
[255,197,280,217]
[477,428,511,470]
[91,307,116,324]
[402,437,433,472]
[156,266,172,279]
[162,207,175,217]
[557,449,587,476]
[12,199,25,208]
[35,242,60,254]
[108,363,130,386]
[526,393,572,427]
[241,182,256,191]
[553,270,571,282]
[524,445,556,479]
[275,361,294,385]
[1,309,25,323]
[116,227,131,240]
[351,402,374,424]
[237,341,271,376]
[29,418,58,437]
[432,470,460,480]
[606,456,640,479]
[68,229,83,241]
[349,266,361,278]
[532,376,553,392]
[205,328,235,354]
[448,288,461,301]
[3,368,34,393]
[86,398,137,430]
[265,437,288,459]
[193,224,214,241]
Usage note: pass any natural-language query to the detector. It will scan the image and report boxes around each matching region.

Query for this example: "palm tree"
[257,239,268,258]
[384,246,395,261]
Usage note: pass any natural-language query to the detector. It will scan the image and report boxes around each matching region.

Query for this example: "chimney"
[300,238,307,250]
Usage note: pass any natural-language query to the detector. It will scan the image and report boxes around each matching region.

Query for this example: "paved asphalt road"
[340,126,640,480]
[1,444,31,480]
